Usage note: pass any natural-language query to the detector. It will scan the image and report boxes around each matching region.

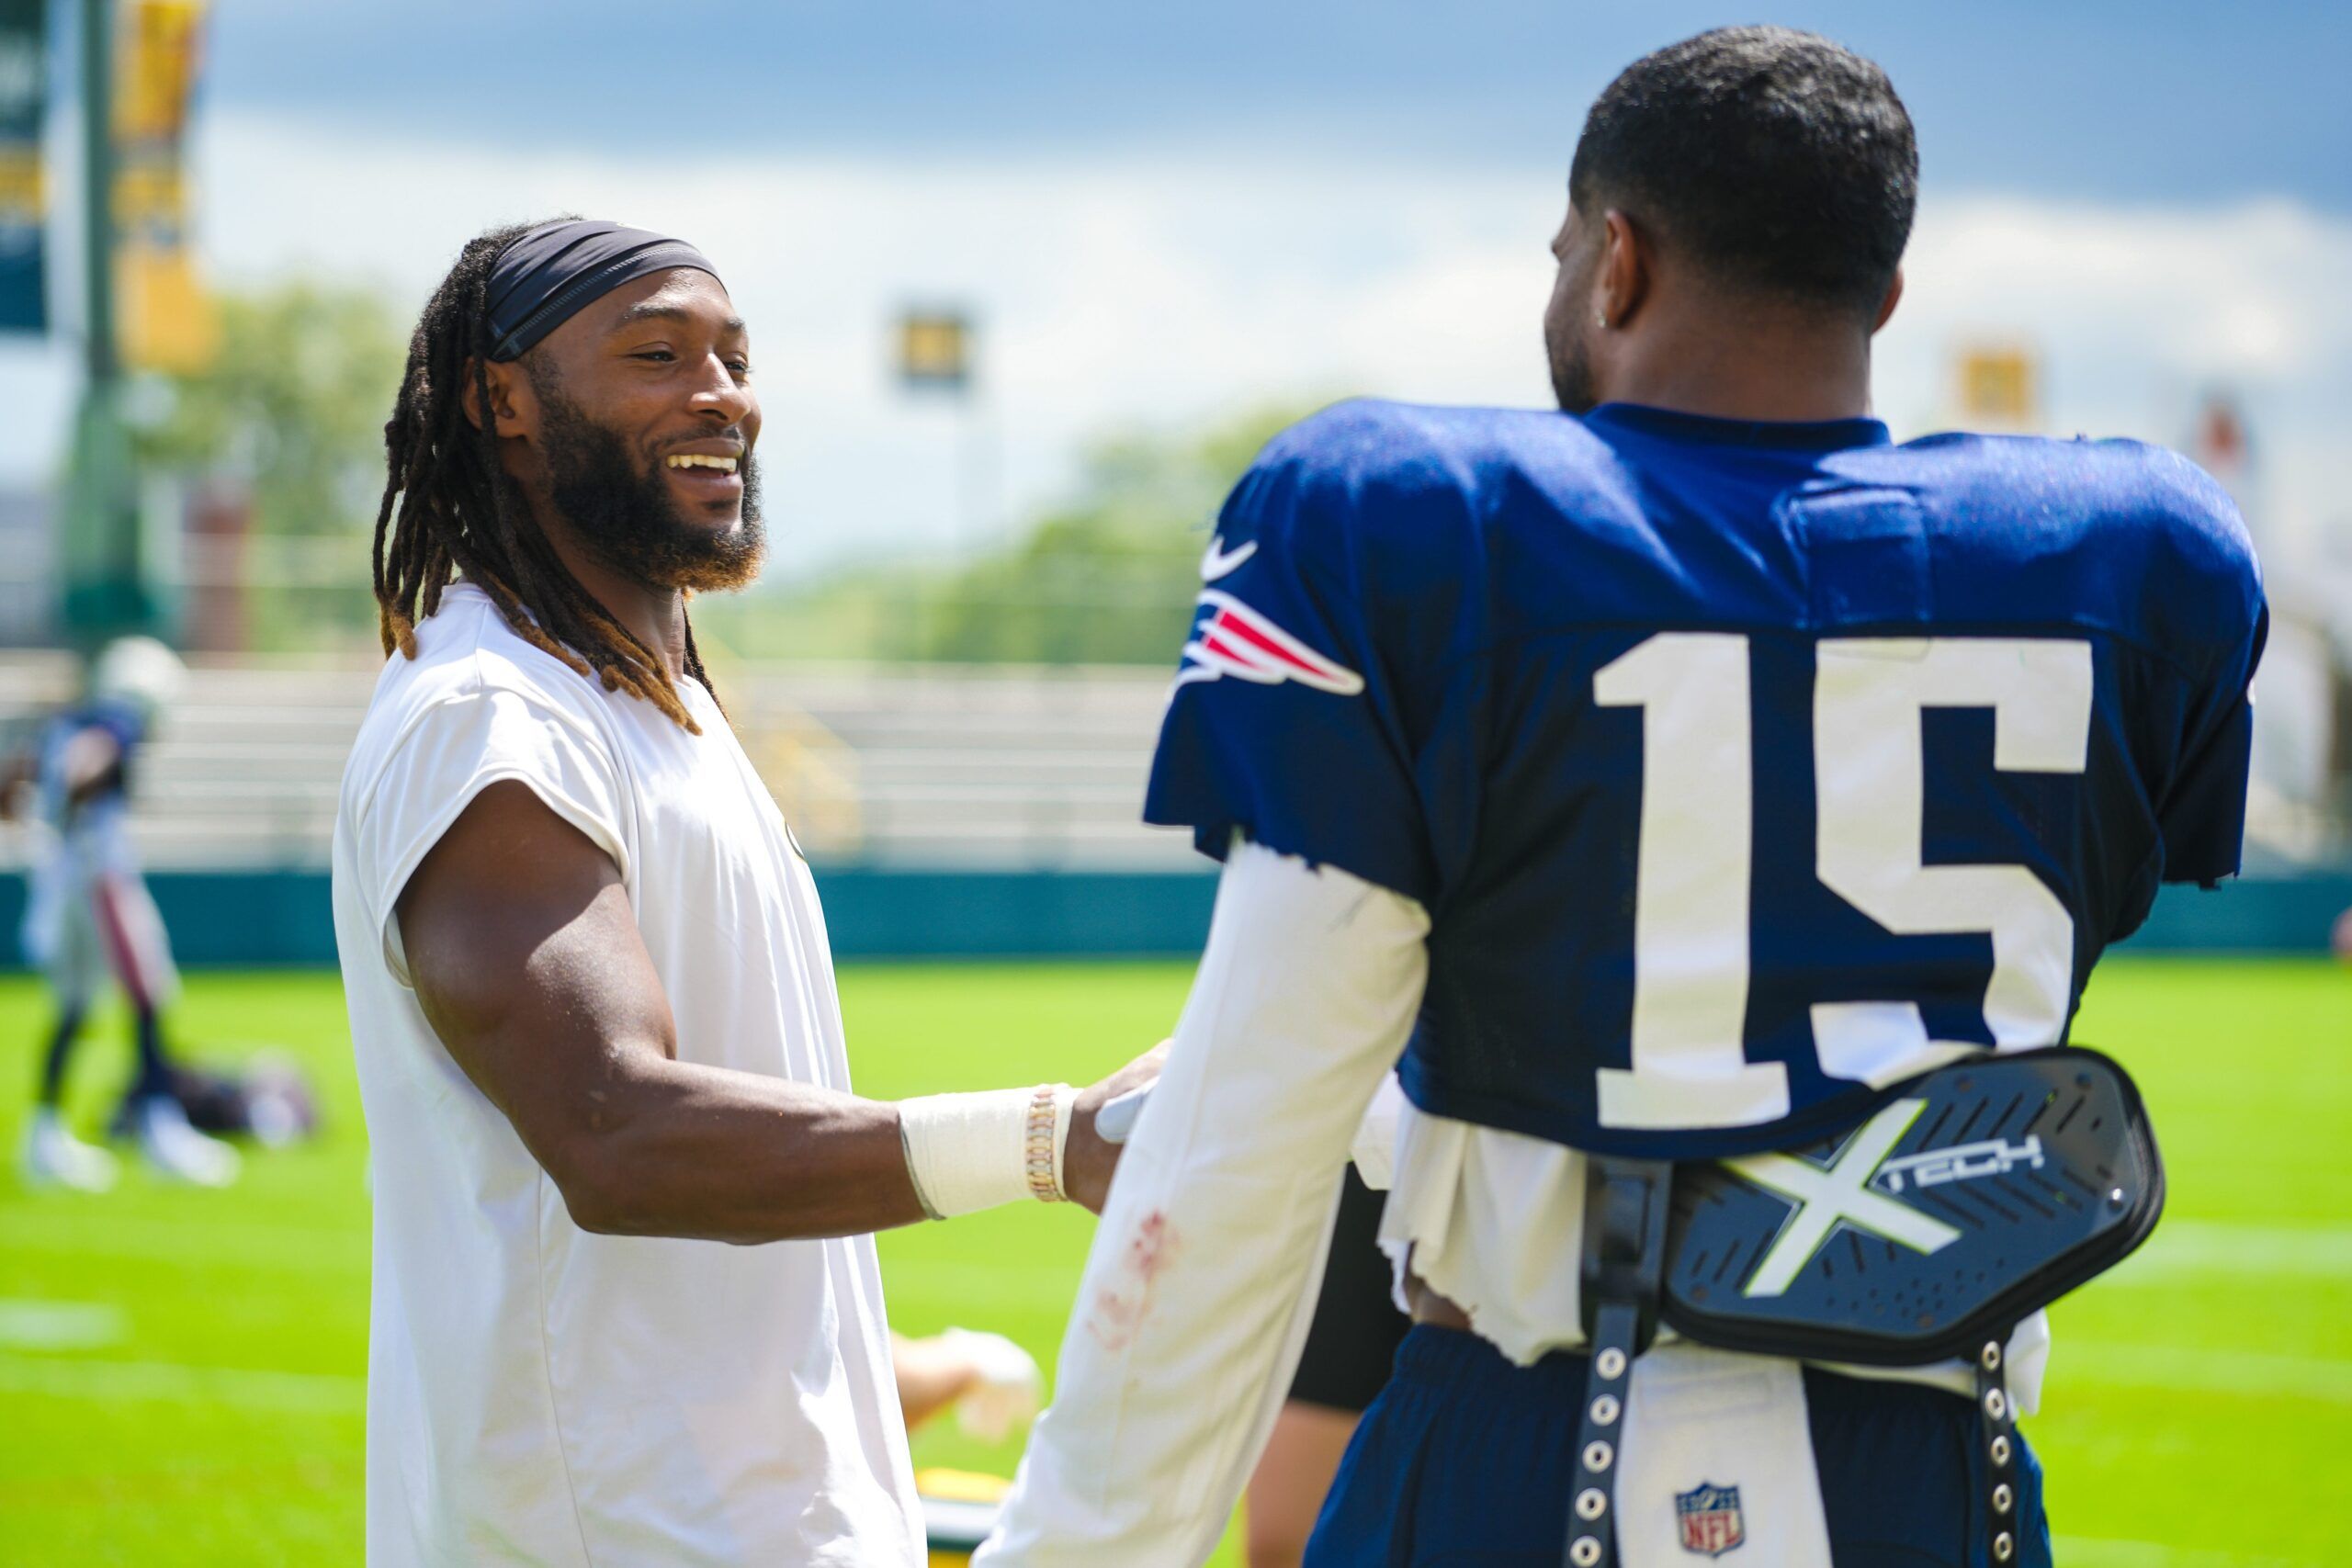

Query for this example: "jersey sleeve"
[1142,405,1478,906]
[352,683,632,985]
[2154,602,2267,887]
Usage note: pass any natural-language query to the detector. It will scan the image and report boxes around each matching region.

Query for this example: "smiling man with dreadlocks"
[331,220,1160,1566]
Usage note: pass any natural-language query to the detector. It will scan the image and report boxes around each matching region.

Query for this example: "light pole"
[895,305,998,555]
[60,0,152,647]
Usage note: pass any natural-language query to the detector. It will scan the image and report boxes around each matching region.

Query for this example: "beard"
[1544,236,1603,414]
[1545,308,1600,414]
[529,375,766,594]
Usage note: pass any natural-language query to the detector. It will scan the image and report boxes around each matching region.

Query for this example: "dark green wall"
[0,866,1225,964]
[0,866,2340,966]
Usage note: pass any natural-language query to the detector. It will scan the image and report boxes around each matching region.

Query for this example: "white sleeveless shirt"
[332,583,921,1566]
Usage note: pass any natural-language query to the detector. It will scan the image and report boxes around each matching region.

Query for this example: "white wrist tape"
[899,1086,1074,1220]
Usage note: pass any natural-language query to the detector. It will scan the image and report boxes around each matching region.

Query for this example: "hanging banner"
[0,0,44,334]
[114,0,212,372]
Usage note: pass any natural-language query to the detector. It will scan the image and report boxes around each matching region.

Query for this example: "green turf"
[0,958,2345,1565]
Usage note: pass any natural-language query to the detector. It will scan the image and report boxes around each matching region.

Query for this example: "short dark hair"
[1568,27,1917,315]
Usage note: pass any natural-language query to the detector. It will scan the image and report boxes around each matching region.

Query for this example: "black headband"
[483,220,723,362]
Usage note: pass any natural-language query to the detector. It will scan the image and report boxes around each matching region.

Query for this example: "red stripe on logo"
[1175,590,1365,696]
[1200,626,1254,665]
[1210,608,1320,677]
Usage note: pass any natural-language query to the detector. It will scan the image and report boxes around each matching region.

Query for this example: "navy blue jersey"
[1144,400,2266,1159]
[37,698,146,833]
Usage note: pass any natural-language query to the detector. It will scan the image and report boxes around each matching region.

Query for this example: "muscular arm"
[394,779,1156,1246]
[398,780,922,1242]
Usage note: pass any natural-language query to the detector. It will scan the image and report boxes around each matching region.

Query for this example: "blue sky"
[4,2,2348,597]
[206,0,2348,209]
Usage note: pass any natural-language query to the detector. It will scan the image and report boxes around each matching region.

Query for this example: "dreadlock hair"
[371,219,718,734]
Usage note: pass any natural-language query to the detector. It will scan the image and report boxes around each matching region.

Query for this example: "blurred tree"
[124,281,404,649]
[910,401,1317,665]
[130,280,404,539]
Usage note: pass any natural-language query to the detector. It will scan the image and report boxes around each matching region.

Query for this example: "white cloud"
[4,113,2346,590]
[1884,196,2352,576]
[1901,198,2348,381]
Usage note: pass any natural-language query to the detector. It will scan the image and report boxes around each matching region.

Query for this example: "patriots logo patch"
[1173,590,1365,695]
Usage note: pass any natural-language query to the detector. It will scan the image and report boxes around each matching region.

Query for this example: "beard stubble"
[531,376,767,594]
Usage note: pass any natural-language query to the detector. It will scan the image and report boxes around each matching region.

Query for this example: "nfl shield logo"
[1675,1483,1746,1557]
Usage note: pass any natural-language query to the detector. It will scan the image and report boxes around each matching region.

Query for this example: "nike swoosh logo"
[1199,536,1258,581]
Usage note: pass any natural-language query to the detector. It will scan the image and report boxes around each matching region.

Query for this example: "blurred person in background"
[17,636,242,1190]
[895,1327,1043,1439]
[895,1326,1047,1564]
[983,26,2262,1567]
[336,218,1157,1565]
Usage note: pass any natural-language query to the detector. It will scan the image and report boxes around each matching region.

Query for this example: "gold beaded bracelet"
[1025,1085,1068,1202]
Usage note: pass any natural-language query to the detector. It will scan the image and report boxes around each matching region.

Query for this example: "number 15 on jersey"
[1594,634,2093,1132]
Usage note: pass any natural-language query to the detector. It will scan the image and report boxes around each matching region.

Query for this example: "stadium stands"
[0,653,1189,870]
[774,666,1186,866]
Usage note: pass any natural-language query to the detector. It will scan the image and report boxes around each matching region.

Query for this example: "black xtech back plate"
[1659,1047,2163,1366]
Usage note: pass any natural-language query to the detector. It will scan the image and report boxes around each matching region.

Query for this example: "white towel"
[1616,1343,1834,1566]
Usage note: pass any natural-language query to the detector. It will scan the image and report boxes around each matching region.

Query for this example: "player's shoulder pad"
[2048,435,2255,565]
[2063,436,2262,660]
[1875,432,2264,668]
[1227,398,1600,584]
[79,698,146,750]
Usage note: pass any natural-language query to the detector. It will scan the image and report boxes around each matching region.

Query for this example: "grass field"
[0,957,2345,1565]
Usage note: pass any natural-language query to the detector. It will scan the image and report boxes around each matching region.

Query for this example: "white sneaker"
[135,1096,242,1188]
[21,1108,120,1192]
